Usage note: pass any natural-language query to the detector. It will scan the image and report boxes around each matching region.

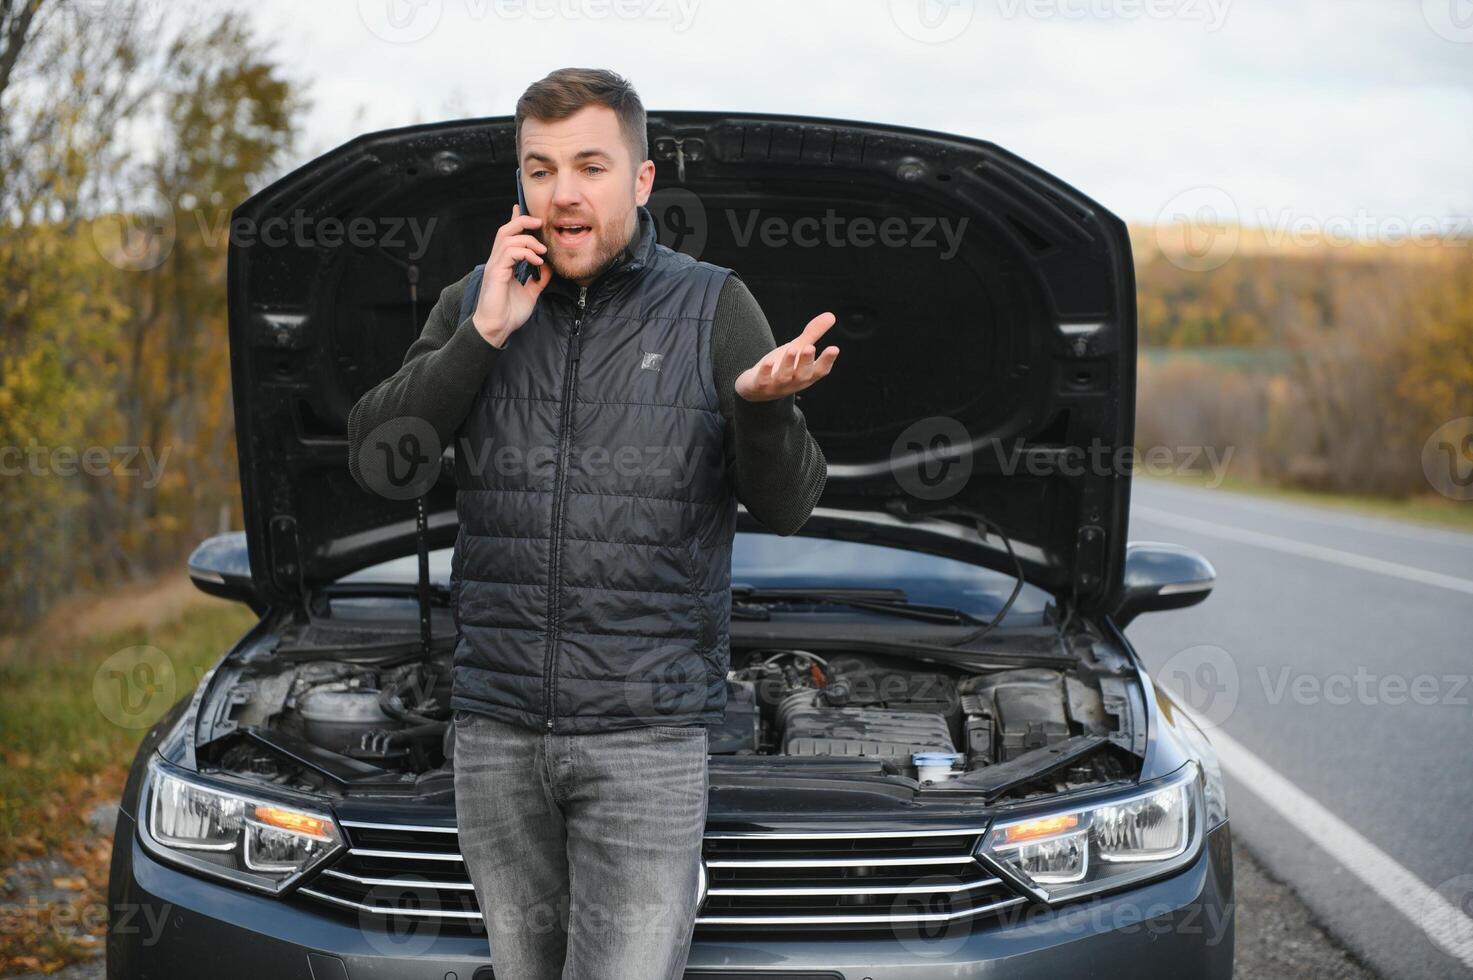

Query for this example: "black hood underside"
[226,111,1136,613]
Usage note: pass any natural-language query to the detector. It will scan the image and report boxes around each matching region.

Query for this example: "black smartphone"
[514,167,540,285]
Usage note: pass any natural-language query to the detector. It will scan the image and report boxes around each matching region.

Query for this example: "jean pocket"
[453,709,478,727]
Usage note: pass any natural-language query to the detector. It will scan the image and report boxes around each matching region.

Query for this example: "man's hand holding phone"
[471,203,549,349]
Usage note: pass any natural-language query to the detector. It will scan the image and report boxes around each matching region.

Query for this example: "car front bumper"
[108,811,1233,979]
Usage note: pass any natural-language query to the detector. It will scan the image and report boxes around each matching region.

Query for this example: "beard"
[545,209,634,284]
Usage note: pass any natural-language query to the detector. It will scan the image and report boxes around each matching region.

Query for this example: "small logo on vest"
[639,350,665,372]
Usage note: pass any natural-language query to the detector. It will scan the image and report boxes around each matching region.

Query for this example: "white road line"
[1133,505,1473,596]
[1178,704,1473,969]
[1135,480,1473,549]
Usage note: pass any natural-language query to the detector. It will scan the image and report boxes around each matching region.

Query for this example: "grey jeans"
[452,708,708,980]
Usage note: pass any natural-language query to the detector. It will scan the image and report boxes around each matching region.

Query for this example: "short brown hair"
[515,68,648,167]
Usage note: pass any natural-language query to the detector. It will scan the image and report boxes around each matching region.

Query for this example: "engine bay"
[197,609,1145,804]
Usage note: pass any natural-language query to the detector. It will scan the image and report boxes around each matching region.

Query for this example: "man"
[347,68,838,979]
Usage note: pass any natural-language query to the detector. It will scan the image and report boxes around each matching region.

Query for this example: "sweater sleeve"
[347,271,505,495]
[711,274,828,535]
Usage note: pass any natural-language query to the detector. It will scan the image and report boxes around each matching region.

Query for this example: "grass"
[1140,469,1473,534]
[0,584,257,973]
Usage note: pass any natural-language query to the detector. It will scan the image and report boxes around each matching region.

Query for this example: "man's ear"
[633,158,656,206]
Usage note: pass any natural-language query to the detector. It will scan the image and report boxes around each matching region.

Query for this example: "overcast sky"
[239,0,1470,232]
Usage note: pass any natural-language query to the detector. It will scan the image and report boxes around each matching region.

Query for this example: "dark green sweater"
[347,269,828,535]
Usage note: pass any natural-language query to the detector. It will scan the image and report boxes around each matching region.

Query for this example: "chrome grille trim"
[299,821,1026,930]
[321,868,476,890]
[707,877,1001,897]
[696,895,1027,927]
[703,828,988,840]
[347,847,464,862]
[706,854,977,868]
[340,819,459,833]
[298,886,485,920]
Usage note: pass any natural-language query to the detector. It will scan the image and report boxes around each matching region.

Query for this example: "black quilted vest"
[447,206,738,734]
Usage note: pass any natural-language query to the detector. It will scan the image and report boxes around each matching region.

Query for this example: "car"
[106,110,1233,979]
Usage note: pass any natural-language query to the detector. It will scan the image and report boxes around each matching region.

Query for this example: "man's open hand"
[735,312,840,402]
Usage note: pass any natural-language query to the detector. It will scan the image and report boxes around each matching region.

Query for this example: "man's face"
[518,104,654,287]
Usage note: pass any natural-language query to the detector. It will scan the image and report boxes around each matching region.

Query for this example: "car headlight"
[138,755,344,894]
[980,761,1203,903]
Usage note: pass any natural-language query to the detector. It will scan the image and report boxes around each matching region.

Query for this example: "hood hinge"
[268,514,308,618]
[1073,524,1106,598]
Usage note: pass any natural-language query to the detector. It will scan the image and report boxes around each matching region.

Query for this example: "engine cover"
[775,690,956,765]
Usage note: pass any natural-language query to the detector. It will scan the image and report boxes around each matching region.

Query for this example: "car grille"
[297,820,1026,932]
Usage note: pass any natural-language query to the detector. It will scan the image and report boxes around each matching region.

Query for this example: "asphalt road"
[1125,477,1473,980]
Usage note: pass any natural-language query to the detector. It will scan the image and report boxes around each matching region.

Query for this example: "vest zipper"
[543,285,586,730]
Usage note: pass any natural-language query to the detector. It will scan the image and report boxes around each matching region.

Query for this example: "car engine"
[202,632,1139,803]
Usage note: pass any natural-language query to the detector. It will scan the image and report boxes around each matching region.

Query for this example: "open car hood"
[226,111,1136,613]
